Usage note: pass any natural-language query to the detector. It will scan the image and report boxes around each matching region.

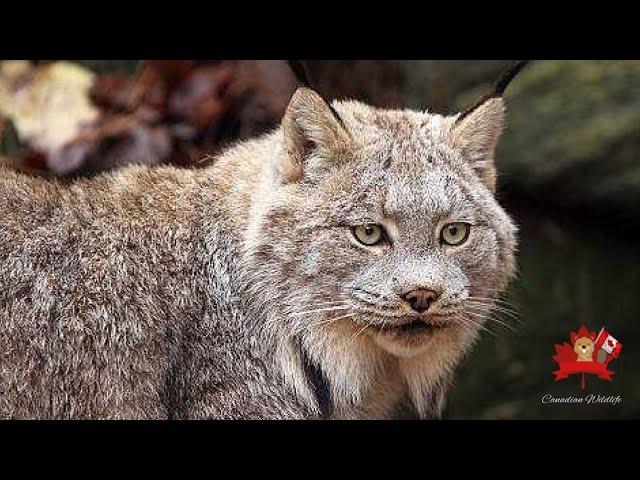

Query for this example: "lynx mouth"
[348,306,456,338]
[374,318,449,336]
[368,315,462,356]
[390,320,436,334]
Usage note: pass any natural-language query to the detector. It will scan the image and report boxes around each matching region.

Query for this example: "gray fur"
[0,89,517,419]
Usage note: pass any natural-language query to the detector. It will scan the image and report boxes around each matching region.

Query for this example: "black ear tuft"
[456,60,531,123]
[493,60,530,97]
[287,60,313,89]
[286,60,347,130]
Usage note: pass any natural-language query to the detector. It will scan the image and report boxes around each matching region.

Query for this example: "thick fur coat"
[0,87,517,419]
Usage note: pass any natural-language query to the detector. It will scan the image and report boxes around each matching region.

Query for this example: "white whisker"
[291,305,350,316]
[348,320,373,344]
[464,309,515,332]
[286,312,356,339]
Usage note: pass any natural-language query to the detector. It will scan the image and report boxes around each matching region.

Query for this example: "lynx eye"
[352,223,385,246]
[440,222,471,246]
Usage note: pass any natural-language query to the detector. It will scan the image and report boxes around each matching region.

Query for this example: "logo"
[552,326,623,390]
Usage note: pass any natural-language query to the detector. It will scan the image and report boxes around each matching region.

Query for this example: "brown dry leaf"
[50,107,172,175]
[1,60,298,174]
[91,64,166,113]
[164,60,296,160]
[167,64,235,129]
[0,61,175,175]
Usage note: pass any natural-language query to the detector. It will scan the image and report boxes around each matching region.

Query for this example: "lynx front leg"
[176,381,316,420]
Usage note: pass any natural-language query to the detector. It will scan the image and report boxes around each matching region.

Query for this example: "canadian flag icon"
[595,328,623,359]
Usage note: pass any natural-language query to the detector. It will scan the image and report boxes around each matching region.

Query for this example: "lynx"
[0,62,525,419]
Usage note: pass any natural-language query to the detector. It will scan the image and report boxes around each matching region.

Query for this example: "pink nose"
[402,289,439,313]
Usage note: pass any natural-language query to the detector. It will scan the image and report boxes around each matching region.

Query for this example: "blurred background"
[1,60,638,419]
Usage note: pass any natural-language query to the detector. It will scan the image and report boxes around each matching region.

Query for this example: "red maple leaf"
[553,325,596,365]
[569,325,596,345]
[553,342,577,363]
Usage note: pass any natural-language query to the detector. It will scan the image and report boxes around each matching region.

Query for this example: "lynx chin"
[0,65,522,419]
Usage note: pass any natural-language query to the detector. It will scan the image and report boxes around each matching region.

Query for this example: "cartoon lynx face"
[248,84,518,360]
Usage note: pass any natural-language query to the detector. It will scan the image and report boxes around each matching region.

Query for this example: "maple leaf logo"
[554,326,596,363]
[552,325,622,390]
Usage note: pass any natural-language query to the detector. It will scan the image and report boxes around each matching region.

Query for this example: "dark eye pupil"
[365,226,374,236]
[449,227,457,235]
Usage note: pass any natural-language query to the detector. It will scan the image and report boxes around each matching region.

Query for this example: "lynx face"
[251,89,517,359]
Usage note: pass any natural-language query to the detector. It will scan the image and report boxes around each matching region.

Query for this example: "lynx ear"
[449,97,505,192]
[449,61,530,192]
[281,87,351,183]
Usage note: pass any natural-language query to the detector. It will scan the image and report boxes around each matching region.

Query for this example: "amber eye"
[352,223,385,246]
[440,222,471,246]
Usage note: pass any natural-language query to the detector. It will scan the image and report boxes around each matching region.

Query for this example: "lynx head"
[248,66,522,361]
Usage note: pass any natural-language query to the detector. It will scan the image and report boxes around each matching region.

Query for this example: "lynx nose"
[402,289,439,313]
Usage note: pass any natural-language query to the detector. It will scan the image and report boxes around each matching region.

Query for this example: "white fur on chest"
[279,322,477,419]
